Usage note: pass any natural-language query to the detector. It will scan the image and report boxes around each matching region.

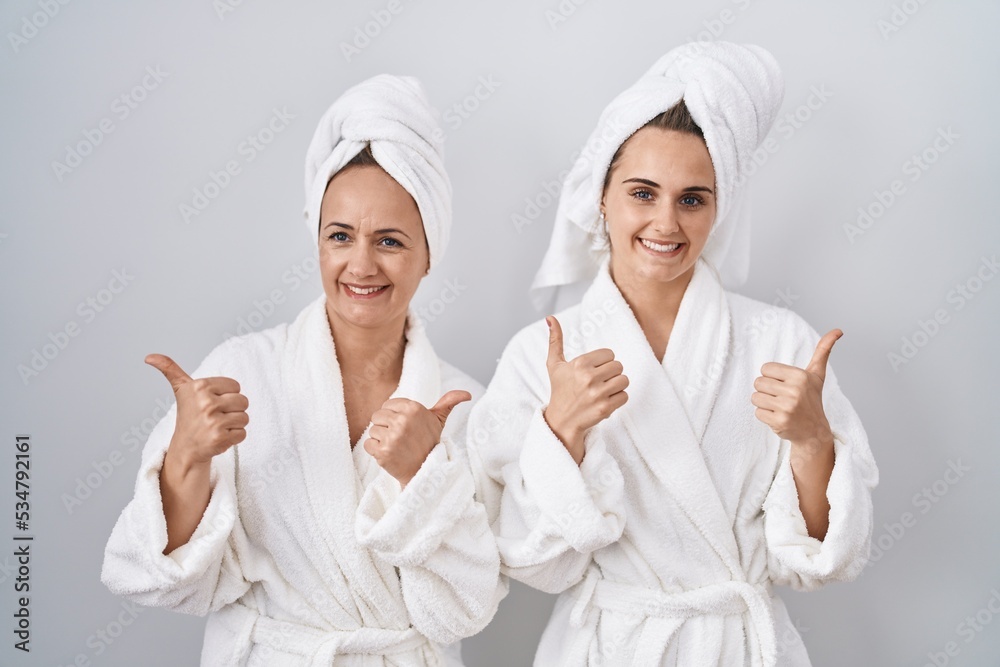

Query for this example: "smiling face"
[318,165,429,334]
[600,126,716,292]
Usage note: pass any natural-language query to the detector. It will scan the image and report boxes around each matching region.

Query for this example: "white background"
[2,1,998,665]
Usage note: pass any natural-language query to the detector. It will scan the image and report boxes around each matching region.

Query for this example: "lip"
[637,237,685,257]
[341,282,391,300]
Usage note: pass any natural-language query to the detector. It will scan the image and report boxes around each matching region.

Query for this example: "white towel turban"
[303,73,452,269]
[530,41,785,310]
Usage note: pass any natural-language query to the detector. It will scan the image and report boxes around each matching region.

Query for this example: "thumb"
[429,390,473,425]
[545,316,566,369]
[805,329,843,382]
[145,353,194,391]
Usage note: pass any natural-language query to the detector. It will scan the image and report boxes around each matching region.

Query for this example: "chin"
[326,296,391,330]
[639,266,683,283]
[632,256,695,285]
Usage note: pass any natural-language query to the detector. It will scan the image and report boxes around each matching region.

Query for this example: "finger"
[751,376,787,398]
[217,393,250,413]
[198,376,242,396]
[806,329,843,382]
[604,374,629,395]
[750,391,784,412]
[753,407,776,426]
[578,348,615,368]
[759,361,799,381]
[608,390,628,411]
[370,409,394,427]
[220,411,249,429]
[380,397,416,413]
[546,316,566,368]
[593,359,624,382]
[430,390,473,424]
[368,424,389,441]
[226,428,247,446]
[145,354,193,391]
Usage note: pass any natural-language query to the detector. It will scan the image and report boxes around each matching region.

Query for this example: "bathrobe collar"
[282,293,442,624]
[579,255,744,579]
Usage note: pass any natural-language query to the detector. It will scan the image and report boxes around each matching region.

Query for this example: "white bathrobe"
[466,256,878,667]
[102,293,506,666]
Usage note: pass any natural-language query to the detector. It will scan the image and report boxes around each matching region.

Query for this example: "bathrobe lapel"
[581,257,744,579]
[283,294,441,623]
[352,309,444,487]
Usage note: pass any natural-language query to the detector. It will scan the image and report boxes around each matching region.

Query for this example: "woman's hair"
[345,144,379,169]
[316,145,431,269]
[601,98,704,196]
[317,145,381,236]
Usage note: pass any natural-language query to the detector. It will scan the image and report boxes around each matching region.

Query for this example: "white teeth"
[346,285,386,295]
[641,239,682,252]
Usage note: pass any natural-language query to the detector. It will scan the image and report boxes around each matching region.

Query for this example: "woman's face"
[318,165,429,334]
[601,126,716,290]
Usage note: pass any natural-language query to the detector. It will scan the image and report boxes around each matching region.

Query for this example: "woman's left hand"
[364,390,472,487]
[750,329,842,449]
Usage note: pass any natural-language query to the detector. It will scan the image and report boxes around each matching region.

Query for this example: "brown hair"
[345,143,379,169]
[601,98,704,196]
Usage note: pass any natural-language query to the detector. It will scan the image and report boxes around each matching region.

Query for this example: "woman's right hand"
[146,353,248,554]
[542,316,629,465]
[145,353,249,468]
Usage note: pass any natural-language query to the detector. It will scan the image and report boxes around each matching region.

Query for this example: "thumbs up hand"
[364,390,472,488]
[750,329,843,448]
[145,353,250,467]
[542,316,629,465]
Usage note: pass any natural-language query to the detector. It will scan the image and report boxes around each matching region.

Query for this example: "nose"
[346,241,378,279]
[649,206,680,235]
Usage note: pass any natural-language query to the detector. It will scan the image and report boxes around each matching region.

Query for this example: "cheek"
[317,248,335,271]
[608,211,647,243]
[383,255,425,289]
[318,248,348,282]
[679,208,714,244]
[605,196,637,231]
[694,210,716,245]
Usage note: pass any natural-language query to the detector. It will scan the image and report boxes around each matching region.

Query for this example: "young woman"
[102,74,506,666]
[467,42,878,666]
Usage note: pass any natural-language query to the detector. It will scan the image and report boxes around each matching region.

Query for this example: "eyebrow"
[621,177,714,194]
[323,221,412,239]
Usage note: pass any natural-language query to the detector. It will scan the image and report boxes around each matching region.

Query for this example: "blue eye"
[681,195,703,207]
[631,189,653,201]
[379,237,402,248]
[328,231,349,242]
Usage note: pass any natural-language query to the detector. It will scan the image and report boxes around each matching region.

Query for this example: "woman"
[466,42,878,666]
[102,74,506,666]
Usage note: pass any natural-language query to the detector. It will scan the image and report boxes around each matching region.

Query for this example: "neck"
[609,260,696,360]
[326,304,407,387]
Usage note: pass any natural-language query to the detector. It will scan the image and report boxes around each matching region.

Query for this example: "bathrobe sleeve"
[355,395,508,646]
[464,323,627,595]
[762,312,880,591]
[101,339,251,616]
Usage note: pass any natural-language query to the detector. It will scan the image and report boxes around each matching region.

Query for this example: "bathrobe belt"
[570,567,778,667]
[228,602,431,666]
